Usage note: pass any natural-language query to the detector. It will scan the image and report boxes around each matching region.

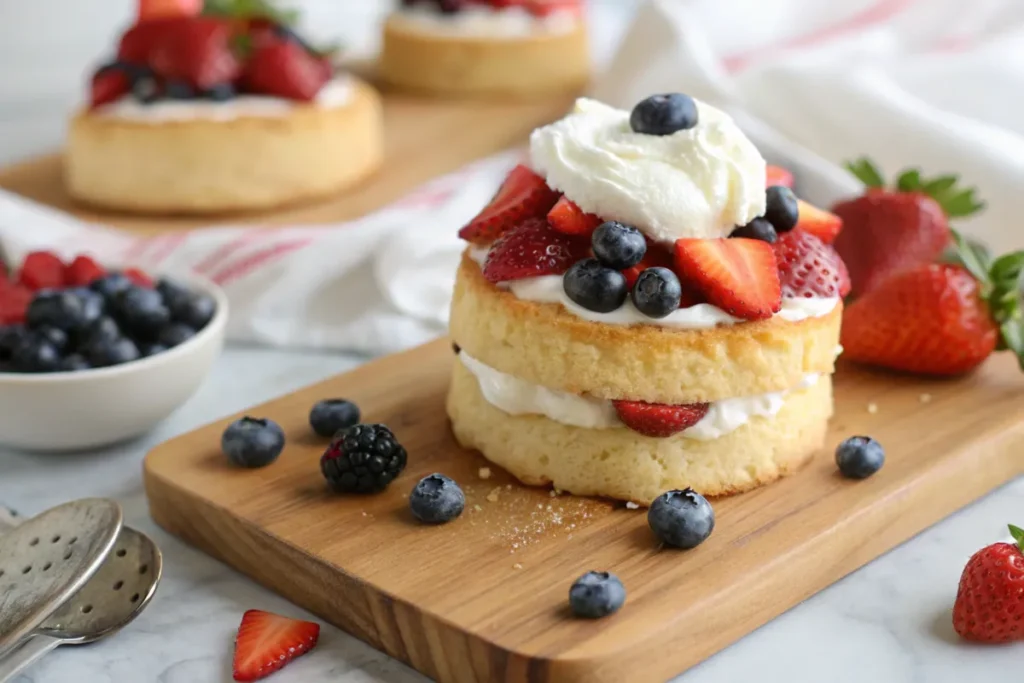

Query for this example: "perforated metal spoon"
[0,526,162,682]
[0,499,122,657]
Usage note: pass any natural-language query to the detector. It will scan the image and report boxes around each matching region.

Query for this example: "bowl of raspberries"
[0,251,228,451]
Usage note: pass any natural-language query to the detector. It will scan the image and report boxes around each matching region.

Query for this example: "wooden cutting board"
[143,339,1024,683]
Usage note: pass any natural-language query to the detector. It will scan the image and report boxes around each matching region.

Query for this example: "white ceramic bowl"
[0,273,228,452]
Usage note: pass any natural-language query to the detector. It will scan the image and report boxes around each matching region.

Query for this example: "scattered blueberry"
[592,221,646,270]
[168,291,216,330]
[631,267,682,318]
[569,571,626,619]
[113,286,171,337]
[59,354,91,372]
[563,258,628,313]
[35,326,69,353]
[205,83,236,101]
[157,323,196,348]
[309,399,361,437]
[139,343,167,357]
[764,186,799,233]
[10,336,61,373]
[730,217,778,243]
[321,424,407,493]
[630,93,698,136]
[409,474,465,524]
[221,417,286,468]
[648,488,715,549]
[89,273,134,302]
[835,436,885,479]
[85,337,140,368]
[164,80,195,99]
[25,291,89,332]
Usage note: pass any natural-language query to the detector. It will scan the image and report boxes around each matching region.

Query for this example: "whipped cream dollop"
[390,5,578,38]
[530,98,766,243]
[460,352,819,441]
[93,77,352,123]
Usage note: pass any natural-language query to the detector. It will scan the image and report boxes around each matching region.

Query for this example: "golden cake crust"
[449,254,843,403]
[65,76,383,215]
[378,15,589,98]
[447,359,831,503]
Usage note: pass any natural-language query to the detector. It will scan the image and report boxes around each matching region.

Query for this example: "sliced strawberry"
[118,17,190,64]
[149,17,241,90]
[482,218,588,284]
[766,164,795,189]
[613,400,710,438]
[773,230,851,299]
[90,67,131,108]
[232,609,320,682]
[17,251,65,290]
[0,286,33,325]
[622,242,673,289]
[794,199,842,244]
[122,267,154,288]
[64,255,107,287]
[523,0,582,17]
[138,0,202,22]
[458,165,560,245]
[242,39,329,101]
[547,196,603,237]
[673,238,781,320]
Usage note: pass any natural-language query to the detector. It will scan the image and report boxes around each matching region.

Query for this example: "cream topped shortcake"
[447,94,849,504]
[66,0,383,214]
[379,0,589,99]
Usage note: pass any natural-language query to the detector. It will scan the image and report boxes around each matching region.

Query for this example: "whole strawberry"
[952,524,1024,643]
[840,230,1024,375]
[833,157,984,297]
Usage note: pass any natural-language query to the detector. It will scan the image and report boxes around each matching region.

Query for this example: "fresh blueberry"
[113,286,171,337]
[730,217,778,243]
[563,258,628,313]
[10,335,62,373]
[648,488,715,549]
[90,273,134,302]
[139,343,167,357]
[309,398,361,437]
[764,186,799,233]
[131,75,161,103]
[569,571,626,619]
[169,292,216,330]
[157,323,196,348]
[59,354,92,372]
[221,416,286,468]
[205,83,236,101]
[69,287,106,325]
[0,326,28,361]
[85,337,140,368]
[592,221,646,270]
[164,80,195,99]
[78,316,122,347]
[629,93,699,136]
[835,436,885,479]
[35,326,68,353]
[25,291,89,332]
[409,474,465,524]
[155,277,192,309]
[631,267,682,318]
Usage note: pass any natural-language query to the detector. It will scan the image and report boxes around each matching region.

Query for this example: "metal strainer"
[0,499,123,656]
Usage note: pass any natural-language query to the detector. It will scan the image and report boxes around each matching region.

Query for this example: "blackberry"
[321,424,407,494]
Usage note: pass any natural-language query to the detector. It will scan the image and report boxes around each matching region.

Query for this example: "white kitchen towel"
[2,0,1023,355]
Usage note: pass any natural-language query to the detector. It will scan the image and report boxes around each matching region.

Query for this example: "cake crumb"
[478,467,492,480]
[919,393,933,404]
[513,563,523,570]
[473,504,483,512]
[486,487,501,503]
[506,484,512,490]
[867,402,879,414]
[549,490,558,498]
[625,502,640,510]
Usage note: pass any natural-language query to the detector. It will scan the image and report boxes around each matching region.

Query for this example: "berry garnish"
[64,255,107,287]
[123,267,155,288]
[591,221,646,270]
[221,417,286,469]
[563,258,628,313]
[772,230,851,300]
[90,64,133,108]
[793,200,842,244]
[137,0,202,22]
[458,165,560,245]
[86,337,142,368]
[630,267,681,318]
[232,609,320,682]
[320,424,407,493]
[648,488,715,549]
[113,286,172,337]
[764,185,799,233]
[547,196,603,237]
[25,291,89,332]
[149,17,241,91]
[482,218,588,284]
[952,524,1024,643]
[834,436,885,479]
[35,326,69,354]
[766,164,795,189]
[157,322,196,348]
[10,334,62,373]
[569,571,626,619]
[612,400,709,438]
[308,398,360,437]
[79,316,122,348]
[672,238,781,320]
[730,217,777,244]
[17,251,65,291]
[409,474,465,524]
[0,286,32,326]
[629,93,698,136]
[90,273,135,302]
[243,39,329,101]
[168,290,217,329]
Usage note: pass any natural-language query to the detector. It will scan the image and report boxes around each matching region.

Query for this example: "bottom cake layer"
[447,360,833,504]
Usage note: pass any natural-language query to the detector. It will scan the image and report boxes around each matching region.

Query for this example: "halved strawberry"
[138,0,202,22]
[118,17,189,64]
[547,196,603,237]
[64,255,107,287]
[149,17,241,90]
[458,165,560,245]
[482,218,588,284]
[242,39,330,101]
[622,242,673,289]
[122,267,154,288]
[17,251,65,290]
[673,238,781,320]
[232,609,320,682]
[613,400,710,438]
[766,164,795,188]
[90,67,131,108]
[772,230,850,299]
[0,286,33,325]
[794,199,842,244]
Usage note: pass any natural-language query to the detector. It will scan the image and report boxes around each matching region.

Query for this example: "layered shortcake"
[447,94,850,504]
[66,1,383,214]
[379,0,589,99]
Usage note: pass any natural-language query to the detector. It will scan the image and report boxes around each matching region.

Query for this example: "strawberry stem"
[843,157,985,218]
[1010,524,1024,552]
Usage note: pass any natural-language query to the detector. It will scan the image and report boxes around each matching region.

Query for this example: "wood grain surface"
[143,339,1024,683]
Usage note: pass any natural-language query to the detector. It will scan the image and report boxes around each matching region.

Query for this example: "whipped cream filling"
[467,247,839,329]
[460,352,819,441]
[530,98,766,243]
[93,76,352,123]
[390,5,579,38]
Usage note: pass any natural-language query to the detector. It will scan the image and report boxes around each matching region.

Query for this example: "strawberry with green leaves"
[952,524,1024,643]
[832,157,985,297]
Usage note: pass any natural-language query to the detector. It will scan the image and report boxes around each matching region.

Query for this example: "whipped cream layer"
[530,98,766,243]
[467,247,839,330]
[94,77,352,123]
[391,5,579,38]
[460,352,819,441]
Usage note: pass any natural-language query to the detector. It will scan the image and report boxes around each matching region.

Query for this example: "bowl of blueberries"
[0,252,228,451]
